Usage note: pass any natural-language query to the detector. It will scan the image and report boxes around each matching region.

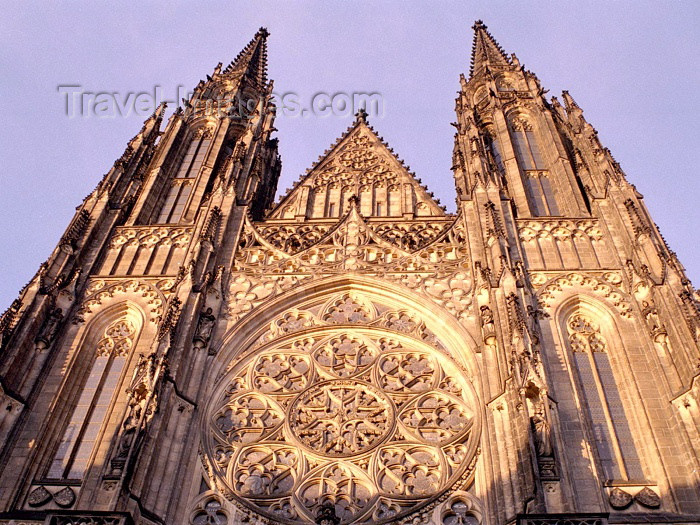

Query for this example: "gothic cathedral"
[1,22,699,525]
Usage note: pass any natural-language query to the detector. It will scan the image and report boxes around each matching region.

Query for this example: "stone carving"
[535,273,632,318]
[35,307,64,348]
[323,295,373,324]
[608,487,633,509]
[107,225,193,250]
[315,336,378,377]
[203,326,479,524]
[96,319,135,357]
[524,383,557,480]
[27,485,76,509]
[518,219,603,243]
[641,301,665,337]
[289,380,393,457]
[271,310,316,335]
[214,393,283,444]
[261,224,332,253]
[316,503,340,525]
[298,462,375,523]
[441,496,481,525]
[376,444,441,496]
[76,279,166,323]
[193,307,217,349]
[374,222,451,252]
[568,315,607,353]
[191,497,228,525]
[269,120,446,222]
[233,445,300,497]
[634,486,661,508]
[400,392,473,445]
[252,294,446,355]
[253,352,313,394]
[377,351,437,393]
[49,515,126,525]
[229,215,472,325]
[531,408,553,457]
[53,486,76,508]
[107,351,163,478]
[27,486,52,507]
[226,274,305,322]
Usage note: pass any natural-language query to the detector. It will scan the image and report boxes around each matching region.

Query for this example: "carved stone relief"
[531,272,632,318]
[518,219,603,243]
[75,279,168,324]
[202,326,480,524]
[245,291,447,354]
[228,216,472,326]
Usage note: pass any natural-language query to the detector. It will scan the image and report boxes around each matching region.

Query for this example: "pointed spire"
[469,20,512,77]
[223,27,269,88]
[561,90,580,111]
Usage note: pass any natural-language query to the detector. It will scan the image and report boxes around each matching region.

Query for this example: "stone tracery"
[203,323,479,524]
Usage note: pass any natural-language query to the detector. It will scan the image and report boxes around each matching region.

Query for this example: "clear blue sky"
[1,1,698,310]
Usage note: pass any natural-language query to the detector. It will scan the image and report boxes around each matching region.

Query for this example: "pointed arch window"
[156,179,194,223]
[47,319,136,479]
[511,120,544,171]
[176,132,212,179]
[509,117,560,216]
[155,130,211,223]
[484,129,504,174]
[566,313,644,480]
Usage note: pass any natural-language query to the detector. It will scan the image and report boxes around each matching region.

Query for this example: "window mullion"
[61,355,111,478]
[585,346,630,480]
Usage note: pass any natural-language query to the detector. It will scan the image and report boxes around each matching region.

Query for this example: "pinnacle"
[354,108,369,124]
[472,19,487,31]
[222,28,270,87]
[562,90,580,111]
[469,20,512,77]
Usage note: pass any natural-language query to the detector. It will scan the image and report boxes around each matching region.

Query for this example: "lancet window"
[483,129,504,174]
[509,117,560,216]
[566,313,644,480]
[47,318,136,479]
[156,131,211,223]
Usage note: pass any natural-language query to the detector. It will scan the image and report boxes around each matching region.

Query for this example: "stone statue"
[531,408,553,457]
[480,305,494,329]
[642,301,664,335]
[35,307,63,348]
[193,307,216,348]
[116,403,142,459]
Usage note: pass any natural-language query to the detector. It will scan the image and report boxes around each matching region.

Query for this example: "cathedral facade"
[1,22,699,525]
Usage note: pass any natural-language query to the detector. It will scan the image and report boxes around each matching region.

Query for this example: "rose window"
[203,326,479,524]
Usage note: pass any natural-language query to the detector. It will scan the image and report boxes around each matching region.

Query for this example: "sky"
[0,1,698,310]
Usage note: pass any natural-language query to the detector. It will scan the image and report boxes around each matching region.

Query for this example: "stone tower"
[0,22,699,525]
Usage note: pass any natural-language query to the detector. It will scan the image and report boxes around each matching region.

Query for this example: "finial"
[256,27,270,38]
[355,108,368,124]
[472,19,487,31]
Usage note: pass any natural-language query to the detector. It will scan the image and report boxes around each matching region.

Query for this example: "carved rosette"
[203,327,479,524]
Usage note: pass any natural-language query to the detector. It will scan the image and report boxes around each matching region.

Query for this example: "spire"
[469,20,512,77]
[223,27,269,88]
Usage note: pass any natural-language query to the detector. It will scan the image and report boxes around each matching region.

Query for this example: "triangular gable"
[268,114,446,220]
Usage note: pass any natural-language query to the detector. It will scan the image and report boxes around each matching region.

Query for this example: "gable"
[269,117,446,220]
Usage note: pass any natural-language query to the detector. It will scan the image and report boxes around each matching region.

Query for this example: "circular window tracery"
[203,326,479,524]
